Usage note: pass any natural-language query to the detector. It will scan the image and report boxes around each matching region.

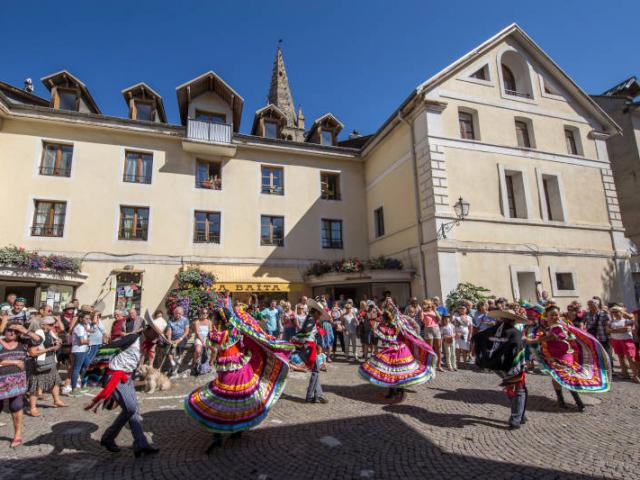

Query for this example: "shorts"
[424,326,441,340]
[0,395,24,413]
[611,338,637,358]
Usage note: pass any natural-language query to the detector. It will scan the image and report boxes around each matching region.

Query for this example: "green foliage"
[445,282,493,310]
[0,245,81,273]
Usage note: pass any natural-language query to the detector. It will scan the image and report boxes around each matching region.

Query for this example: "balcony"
[193,231,221,244]
[182,118,236,157]
[123,173,152,184]
[505,89,532,99]
[118,228,148,241]
[39,165,72,177]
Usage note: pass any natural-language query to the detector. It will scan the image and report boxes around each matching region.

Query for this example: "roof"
[175,71,244,131]
[250,103,288,135]
[40,70,101,114]
[121,82,167,123]
[601,76,640,98]
[305,113,344,141]
[362,23,621,154]
[338,134,373,149]
[0,80,49,107]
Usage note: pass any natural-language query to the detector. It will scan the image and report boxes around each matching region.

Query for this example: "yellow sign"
[213,283,301,293]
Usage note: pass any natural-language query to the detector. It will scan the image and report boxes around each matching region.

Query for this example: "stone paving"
[1,358,639,480]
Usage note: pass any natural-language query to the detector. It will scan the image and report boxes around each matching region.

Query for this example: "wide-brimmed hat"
[41,316,56,325]
[490,309,528,323]
[143,310,169,343]
[306,298,329,320]
[63,303,75,310]
[79,304,94,314]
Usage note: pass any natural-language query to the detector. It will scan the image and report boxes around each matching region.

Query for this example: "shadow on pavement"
[383,404,508,429]
[431,387,562,413]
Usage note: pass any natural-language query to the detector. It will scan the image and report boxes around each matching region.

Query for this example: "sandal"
[53,402,68,408]
[10,437,22,448]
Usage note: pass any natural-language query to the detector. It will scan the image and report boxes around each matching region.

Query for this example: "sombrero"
[306,298,329,320]
[489,309,528,323]
[143,310,170,343]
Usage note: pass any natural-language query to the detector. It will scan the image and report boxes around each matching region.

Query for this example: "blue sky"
[1,0,637,137]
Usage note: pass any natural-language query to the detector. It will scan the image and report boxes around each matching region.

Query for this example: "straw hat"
[489,309,528,323]
[143,310,169,342]
[306,298,329,320]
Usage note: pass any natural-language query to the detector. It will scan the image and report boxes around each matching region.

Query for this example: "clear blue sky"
[1,0,636,138]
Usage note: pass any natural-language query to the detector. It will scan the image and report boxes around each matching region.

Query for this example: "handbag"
[35,353,56,373]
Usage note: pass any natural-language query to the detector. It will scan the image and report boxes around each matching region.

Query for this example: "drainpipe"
[397,111,428,299]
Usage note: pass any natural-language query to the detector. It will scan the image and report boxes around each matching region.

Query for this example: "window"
[550,267,578,297]
[123,151,153,184]
[470,65,489,81]
[32,200,66,237]
[540,173,565,222]
[374,207,385,237]
[133,100,154,121]
[555,273,575,291]
[260,215,284,246]
[40,143,73,177]
[458,111,476,140]
[515,120,532,148]
[564,128,580,155]
[194,211,221,244]
[500,168,529,219]
[261,166,284,195]
[119,206,149,241]
[321,129,334,146]
[502,65,517,92]
[320,172,341,200]
[56,88,79,111]
[321,219,343,249]
[196,160,222,190]
[115,272,143,312]
[264,120,279,139]
[195,110,226,124]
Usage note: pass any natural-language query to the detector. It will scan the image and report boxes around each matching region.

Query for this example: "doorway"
[516,272,537,302]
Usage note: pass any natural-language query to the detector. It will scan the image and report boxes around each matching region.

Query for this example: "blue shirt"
[473,312,496,332]
[261,308,279,333]
[168,316,189,340]
[436,305,449,317]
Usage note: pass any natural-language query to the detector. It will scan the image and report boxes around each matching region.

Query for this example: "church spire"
[268,46,297,127]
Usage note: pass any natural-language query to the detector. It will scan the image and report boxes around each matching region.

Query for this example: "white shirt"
[440,324,454,338]
[71,324,89,353]
[610,318,634,341]
[109,337,141,373]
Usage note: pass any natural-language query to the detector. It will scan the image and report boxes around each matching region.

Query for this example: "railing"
[31,224,64,237]
[123,174,152,184]
[118,228,148,241]
[321,189,341,201]
[261,185,284,195]
[187,118,232,144]
[322,239,344,249]
[39,165,71,177]
[196,178,222,190]
[261,236,284,247]
[193,232,221,244]
[505,89,531,99]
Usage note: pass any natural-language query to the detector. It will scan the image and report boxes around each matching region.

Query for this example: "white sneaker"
[62,385,72,395]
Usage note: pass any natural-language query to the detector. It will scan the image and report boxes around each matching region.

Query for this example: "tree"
[445,282,493,310]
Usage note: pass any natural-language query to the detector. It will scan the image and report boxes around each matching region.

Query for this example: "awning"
[0,265,88,286]
[193,264,305,293]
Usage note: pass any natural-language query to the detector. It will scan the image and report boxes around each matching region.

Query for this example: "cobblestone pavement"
[1,357,638,480]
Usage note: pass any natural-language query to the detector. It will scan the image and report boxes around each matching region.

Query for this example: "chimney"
[348,129,361,139]
[24,78,34,93]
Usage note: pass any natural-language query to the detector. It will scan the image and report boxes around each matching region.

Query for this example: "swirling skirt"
[358,343,430,388]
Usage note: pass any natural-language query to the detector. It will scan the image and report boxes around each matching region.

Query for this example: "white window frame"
[498,164,532,220]
[535,168,568,223]
[509,265,541,302]
[549,266,579,297]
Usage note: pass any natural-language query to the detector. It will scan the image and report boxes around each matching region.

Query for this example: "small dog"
[138,364,171,394]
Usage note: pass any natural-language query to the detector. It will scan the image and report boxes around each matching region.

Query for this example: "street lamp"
[438,196,470,239]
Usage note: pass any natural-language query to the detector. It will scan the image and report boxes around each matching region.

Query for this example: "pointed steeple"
[268,47,297,127]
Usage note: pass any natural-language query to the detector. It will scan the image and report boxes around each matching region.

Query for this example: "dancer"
[291,298,329,404]
[358,305,437,401]
[184,304,294,452]
[525,304,611,412]
[474,308,527,429]
[85,315,167,457]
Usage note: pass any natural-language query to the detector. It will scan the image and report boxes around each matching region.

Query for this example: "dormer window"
[122,82,167,123]
[133,100,154,121]
[56,88,79,111]
[264,120,279,139]
[305,113,343,145]
[196,110,226,124]
[321,129,334,146]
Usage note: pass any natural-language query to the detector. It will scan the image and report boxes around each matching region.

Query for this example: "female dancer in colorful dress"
[525,304,611,411]
[184,305,294,451]
[358,306,436,401]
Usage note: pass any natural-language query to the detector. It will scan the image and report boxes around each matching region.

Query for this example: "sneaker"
[68,389,83,397]
[316,397,329,404]
[61,385,72,396]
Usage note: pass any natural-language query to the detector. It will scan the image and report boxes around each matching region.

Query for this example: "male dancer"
[474,309,527,429]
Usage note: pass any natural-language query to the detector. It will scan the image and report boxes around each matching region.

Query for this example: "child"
[607,306,639,382]
[440,314,456,371]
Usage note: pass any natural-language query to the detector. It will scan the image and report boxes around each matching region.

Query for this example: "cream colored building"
[0,23,635,314]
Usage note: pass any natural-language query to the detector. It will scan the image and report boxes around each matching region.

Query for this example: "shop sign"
[213,283,291,293]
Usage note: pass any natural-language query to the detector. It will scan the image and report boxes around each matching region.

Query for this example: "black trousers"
[332,329,345,354]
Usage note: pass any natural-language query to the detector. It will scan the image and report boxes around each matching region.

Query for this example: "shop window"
[123,151,153,184]
[39,285,74,311]
[320,172,341,200]
[194,211,221,243]
[261,166,284,195]
[321,219,343,249]
[32,200,66,237]
[261,215,284,246]
[119,206,149,241]
[40,142,73,177]
[196,160,222,190]
[115,271,143,311]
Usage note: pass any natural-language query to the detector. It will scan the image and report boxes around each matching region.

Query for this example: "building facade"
[0,24,635,315]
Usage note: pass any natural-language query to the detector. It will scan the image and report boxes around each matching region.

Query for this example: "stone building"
[0,23,635,315]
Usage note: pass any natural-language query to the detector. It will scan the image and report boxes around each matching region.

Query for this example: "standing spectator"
[192,309,212,374]
[260,300,280,337]
[404,298,423,334]
[330,304,345,358]
[566,301,587,330]
[422,301,443,372]
[361,302,380,361]
[4,292,17,308]
[8,297,28,325]
[126,308,139,334]
[342,303,359,361]
[454,305,473,365]
[70,312,92,395]
[473,301,496,333]
[607,306,639,382]
[110,310,128,340]
[26,316,67,417]
[337,294,347,309]
[84,312,106,386]
[320,311,334,363]
[440,314,456,371]
[0,323,33,447]
[298,296,309,315]
[294,303,306,333]
[432,296,449,318]
[584,298,612,358]
[281,302,297,341]
[166,306,190,376]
